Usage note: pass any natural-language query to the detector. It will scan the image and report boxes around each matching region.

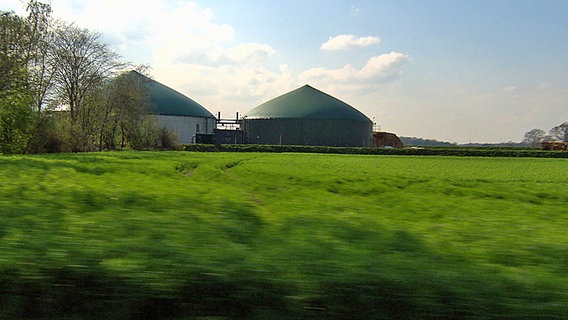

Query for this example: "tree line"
[0,1,176,154]
[523,122,568,147]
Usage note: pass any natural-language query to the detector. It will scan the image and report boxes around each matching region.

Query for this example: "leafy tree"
[522,129,546,147]
[23,0,54,115]
[1,2,53,153]
[1,2,52,108]
[0,10,35,153]
[0,90,33,153]
[0,11,28,93]
[549,122,568,142]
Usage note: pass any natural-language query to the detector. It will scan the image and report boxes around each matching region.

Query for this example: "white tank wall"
[153,115,214,144]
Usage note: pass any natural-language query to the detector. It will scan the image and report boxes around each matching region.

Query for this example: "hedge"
[181,144,568,158]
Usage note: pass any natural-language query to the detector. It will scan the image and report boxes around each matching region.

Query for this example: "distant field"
[1,151,568,319]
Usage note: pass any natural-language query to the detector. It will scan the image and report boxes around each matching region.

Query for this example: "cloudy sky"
[2,0,567,143]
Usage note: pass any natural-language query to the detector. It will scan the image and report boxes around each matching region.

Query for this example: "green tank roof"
[130,71,213,118]
[244,85,371,122]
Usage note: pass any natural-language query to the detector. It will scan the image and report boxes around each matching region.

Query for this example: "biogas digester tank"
[242,85,372,147]
[130,71,216,144]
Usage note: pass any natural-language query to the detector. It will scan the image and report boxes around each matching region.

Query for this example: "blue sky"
[2,0,567,143]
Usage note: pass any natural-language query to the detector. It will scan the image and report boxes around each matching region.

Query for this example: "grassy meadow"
[1,151,568,319]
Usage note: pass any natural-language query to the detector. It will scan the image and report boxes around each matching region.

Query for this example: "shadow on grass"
[2,228,567,319]
[0,266,296,320]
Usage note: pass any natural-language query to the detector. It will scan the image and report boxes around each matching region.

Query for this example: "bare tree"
[47,22,126,150]
[104,70,157,150]
[523,129,546,147]
[549,122,568,142]
[49,22,125,123]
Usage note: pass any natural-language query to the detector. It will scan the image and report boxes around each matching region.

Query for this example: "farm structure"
[129,74,386,147]
[372,132,404,148]
[133,71,216,144]
[241,85,373,147]
[541,141,568,151]
[214,112,245,144]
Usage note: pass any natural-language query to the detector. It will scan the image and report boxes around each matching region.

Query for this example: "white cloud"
[153,62,297,115]
[223,43,276,66]
[1,0,412,124]
[48,0,236,62]
[40,0,293,113]
[321,34,381,51]
[299,51,410,93]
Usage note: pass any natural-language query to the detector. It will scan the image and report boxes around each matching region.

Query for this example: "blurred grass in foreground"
[1,151,568,319]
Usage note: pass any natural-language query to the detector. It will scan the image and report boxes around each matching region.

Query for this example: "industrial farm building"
[135,72,375,147]
[242,85,373,147]
[134,71,216,144]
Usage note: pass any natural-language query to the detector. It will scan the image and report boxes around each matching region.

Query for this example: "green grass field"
[1,151,568,319]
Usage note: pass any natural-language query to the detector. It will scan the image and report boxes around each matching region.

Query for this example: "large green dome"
[242,85,372,147]
[130,71,213,118]
[244,85,370,122]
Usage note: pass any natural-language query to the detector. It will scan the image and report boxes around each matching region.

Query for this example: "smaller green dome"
[244,85,370,122]
[130,71,213,118]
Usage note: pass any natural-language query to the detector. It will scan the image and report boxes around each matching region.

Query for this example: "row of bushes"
[2,264,560,319]
[181,144,568,158]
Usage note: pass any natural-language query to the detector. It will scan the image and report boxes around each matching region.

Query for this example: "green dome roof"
[244,85,371,122]
[130,71,213,118]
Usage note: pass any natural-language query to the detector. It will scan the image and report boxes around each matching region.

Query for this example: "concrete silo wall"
[154,115,215,144]
[243,118,372,147]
